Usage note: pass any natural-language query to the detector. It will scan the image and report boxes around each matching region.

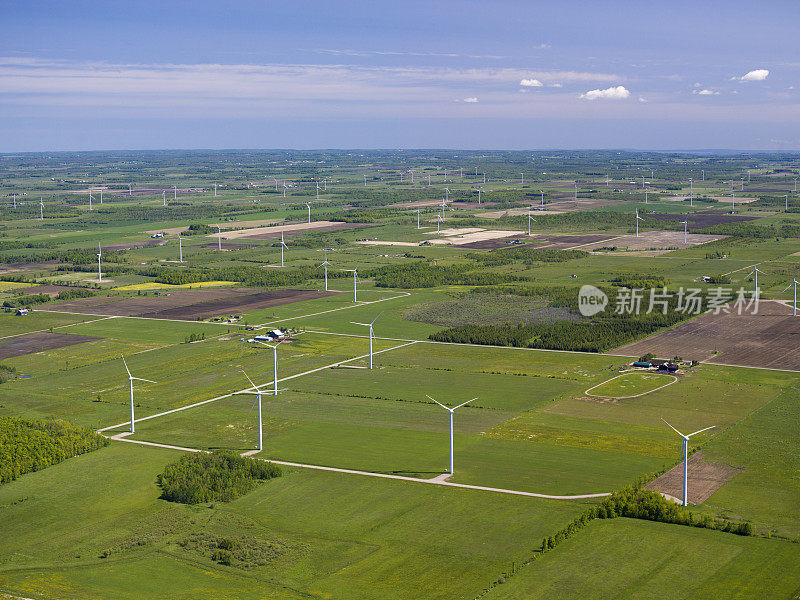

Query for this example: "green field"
[1,150,799,598]
[585,371,677,398]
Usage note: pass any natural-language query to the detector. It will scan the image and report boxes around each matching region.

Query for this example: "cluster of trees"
[431,284,698,352]
[181,223,216,236]
[0,417,108,484]
[367,262,522,289]
[468,247,588,267]
[157,450,282,504]
[0,364,17,384]
[2,287,96,308]
[183,332,206,343]
[607,273,669,288]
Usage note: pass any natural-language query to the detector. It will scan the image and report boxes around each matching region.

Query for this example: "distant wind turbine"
[279,230,287,267]
[783,272,800,316]
[635,208,644,237]
[319,248,330,291]
[351,313,382,369]
[680,216,688,244]
[306,202,312,224]
[122,356,156,434]
[342,267,359,302]
[97,243,102,282]
[662,419,715,506]
[235,370,267,451]
[748,263,765,297]
[217,225,222,251]
[426,395,478,475]
[39,198,44,220]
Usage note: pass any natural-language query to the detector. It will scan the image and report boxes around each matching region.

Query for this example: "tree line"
[0,417,108,484]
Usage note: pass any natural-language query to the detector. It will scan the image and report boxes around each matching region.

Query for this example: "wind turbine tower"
[426,395,477,475]
[662,419,715,506]
[351,313,381,369]
[122,356,156,434]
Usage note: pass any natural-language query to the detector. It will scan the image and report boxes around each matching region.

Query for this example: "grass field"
[585,372,677,398]
[481,518,800,600]
[0,443,584,600]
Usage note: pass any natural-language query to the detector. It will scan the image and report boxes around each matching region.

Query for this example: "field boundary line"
[107,434,610,500]
[584,373,677,399]
[97,339,417,433]
[0,315,116,342]
[34,309,249,327]
[256,291,411,327]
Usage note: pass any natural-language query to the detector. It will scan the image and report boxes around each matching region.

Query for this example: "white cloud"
[519,78,543,87]
[733,69,769,82]
[692,89,719,96]
[549,83,563,88]
[693,82,702,88]
[579,85,630,100]
[638,96,647,103]
[457,97,478,103]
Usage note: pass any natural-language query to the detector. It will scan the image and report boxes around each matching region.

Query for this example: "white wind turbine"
[540,190,544,207]
[174,185,177,200]
[88,189,93,210]
[426,395,477,475]
[527,207,535,236]
[635,208,644,237]
[39,198,44,220]
[279,230,288,267]
[748,263,765,297]
[680,216,688,244]
[351,313,381,369]
[122,356,156,434]
[162,190,166,206]
[319,248,331,291]
[256,339,285,396]
[689,178,693,206]
[783,272,800,316]
[178,235,183,262]
[342,267,359,302]
[235,370,268,451]
[416,208,421,229]
[216,225,222,251]
[306,202,312,224]
[662,419,715,506]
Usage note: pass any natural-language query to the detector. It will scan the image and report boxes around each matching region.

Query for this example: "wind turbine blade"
[661,418,686,438]
[121,355,131,378]
[686,425,716,438]
[783,283,794,292]
[425,394,449,410]
[452,397,478,410]
[241,369,256,389]
[350,322,371,327]
[131,377,157,384]
[370,311,383,325]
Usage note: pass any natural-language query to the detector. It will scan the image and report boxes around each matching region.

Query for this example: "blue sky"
[1,0,798,151]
